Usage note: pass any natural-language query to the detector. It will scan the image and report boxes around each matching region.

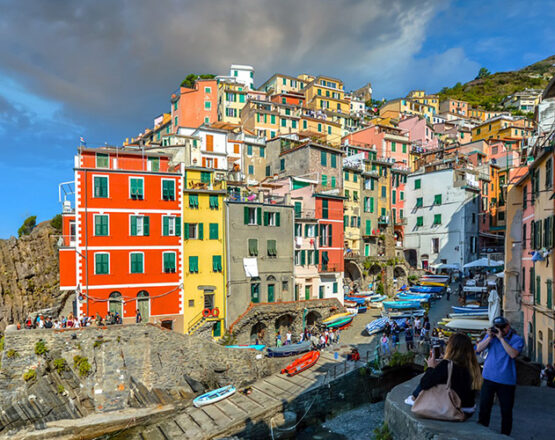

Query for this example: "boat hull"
[266,341,312,357]
[193,385,236,408]
[281,351,320,376]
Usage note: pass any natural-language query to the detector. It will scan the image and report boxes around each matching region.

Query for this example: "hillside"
[437,54,555,110]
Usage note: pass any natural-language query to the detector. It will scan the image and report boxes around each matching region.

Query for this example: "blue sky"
[0,0,554,238]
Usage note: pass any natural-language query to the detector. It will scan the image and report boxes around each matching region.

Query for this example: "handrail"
[187,310,205,333]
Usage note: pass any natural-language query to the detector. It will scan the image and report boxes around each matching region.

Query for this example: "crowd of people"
[379,314,443,357]
[272,327,342,350]
[16,310,136,330]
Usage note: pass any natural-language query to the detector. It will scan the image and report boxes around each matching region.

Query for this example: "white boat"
[193,385,236,407]
[445,319,490,331]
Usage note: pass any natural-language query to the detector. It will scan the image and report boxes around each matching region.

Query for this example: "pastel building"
[171,79,218,129]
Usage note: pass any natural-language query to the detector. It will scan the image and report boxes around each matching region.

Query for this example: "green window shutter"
[184,223,189,239]
[547,280,553,309]
[415,179,421,189]
[402,143,407,153]
[175,217,181,236]
[357,216,361,227]
[322,199,328,219]
[244,206,249,224]
[300,250,306,265]
[345,171,349,181]
[536,276,541,305]
[143,216,149,236]
[198,223,204,240]
[94,176,108,198]
[248,239,258,256]
[96,254,109,274]
[263,211,269,226]
[417,217,423,227]
[268,284,275,302]
[257,207,262,225]
[314,250,319,264]
[276,212,281,227]
[434,194,442,205]
[434,214,442,225]
[131,253,143,273]
[331,176,336,188]
[294,202,302,217]
[314,223,319,237]
[333,282,338,293]
[189,256,198,273]
[130,216,137,236]
[267,240,277,256]
[212,255,221,272]
[322,174,327,186]
[366,220,371,235]
[331,154,337,168]
[209,223,219,239]
[321,151,327,166]
[392,190,396,204]
[416,197,423,208]
[96,153,109,168]
[163,218,170,239]
[343,215,348,230]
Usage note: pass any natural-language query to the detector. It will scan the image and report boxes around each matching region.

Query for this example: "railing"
[186,310,205,334]
[318,263,341,273]
[295,209,316,219]
[378,215,390,224]
[56,235,76,248]
[185,177,226,191]
[395,218,408,226]
[344,251,360,259]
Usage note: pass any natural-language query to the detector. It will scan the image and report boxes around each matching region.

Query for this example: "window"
[416,197,423,208]
[320,151,327,166]
[184,222,202,239]
[281,118,286,127]
[251,282,260,303]
[271,114,276,124]
[322,174,327,186]
[162,216,181,236]
[248,165,254,175]
[130,215,150,236]
[434,194,442,205]
[523,223,527,249]
[392,190,396,204]
[547,279,553,309]
[244,207,261,225]
[264,211,281,226]
[331,176,336,188]
[204,86,211,93]
[162,180,175,200]
[93,176,109,198]
[322,199,329,219]
[189,256,199,273]
[130,177,144,199]
[381,186,386,198]
[280,158,285,171]
[95,253,109,275]
[130,252,144,274]
[414,179,421,189]
[295,223,302,237]
[259,146,265,158]
[267,239,277,257]
[212,255,222,272]
[432,238,439,254]
[546,158,553,189]
[402,143,407,153]
[94,214,109,236]
[433,214,442,225]
[248,239,258,256]
[344,171,350,181]
[305,224,316,237]
[189,194,199,208]
[353,174,358,183]
[331,154,337,168]
[353,191,358,201]
[148,157,160,172]
[163,252,176,273]
[416,216,423,227]
[536,276,541,305]
[204,101,211,109]
[209,223,219,239]
[96,153,109,168]
[319,224,332,247]
[391,141,396,152]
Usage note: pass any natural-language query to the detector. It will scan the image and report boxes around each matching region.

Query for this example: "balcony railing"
[56,235,76,248]
[295,209,316,219]
[185,177,226,191]
[378,215,390,225]
[395,218,407,226]
[318,263,341,273]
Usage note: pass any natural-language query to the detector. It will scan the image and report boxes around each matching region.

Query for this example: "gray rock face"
[0,222,71,331]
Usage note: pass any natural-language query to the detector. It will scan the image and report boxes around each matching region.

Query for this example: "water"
[297,401,385,440]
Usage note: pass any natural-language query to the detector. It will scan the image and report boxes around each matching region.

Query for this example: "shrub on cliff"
[34,340,49,356]
[18,215,37,237]
[23,369,37,382]
[73,355,91,377]
[50,214,63,232]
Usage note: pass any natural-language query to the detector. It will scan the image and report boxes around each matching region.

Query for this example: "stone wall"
[0,324,285,435]
[0,222,70,332]
[229,298,345,345]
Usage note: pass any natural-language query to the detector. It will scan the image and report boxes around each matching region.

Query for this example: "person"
[276,331,282,347]
[286,331,292,345]
[541,364,555,388]
[405,332,482,418]
[44,317,53,329]
[405,326,414,351]
[380,334,390,356]
[319,334,326,350]
[391,325,400,352]
[336,328,341,344]
[476,316,524,436]
[446,286,452,300]
[414,316,422,337]
[136,309,142,323]
[347,348,360,362]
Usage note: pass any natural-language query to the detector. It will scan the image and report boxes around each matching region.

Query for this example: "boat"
[193,385,236,408]
[448,311,488,318]
[357,305,368,314]
[410,286,444,294]
[444,319,490,331]
[226,344,266,351]
[396,293,431,301]
[281,351,320,376]
[382,300,421,310]
[421,275,450,282]
[323,312,351,324]
[420,281,447,287]
[452,305,487,314]
[266,341,312,357]
[386,309,425,319]
[326,315,354,329]
[369,294,387,302]
[344,296,367,304]
[350,291,375,297]
[366,317,388,335]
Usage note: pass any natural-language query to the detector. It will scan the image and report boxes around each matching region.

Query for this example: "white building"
[179,126,228,170]
[405,168,480,270]
[229,64,255,89]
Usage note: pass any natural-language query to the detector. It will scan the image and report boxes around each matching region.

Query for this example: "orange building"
[59,148,184,330]
[171,79,218,130]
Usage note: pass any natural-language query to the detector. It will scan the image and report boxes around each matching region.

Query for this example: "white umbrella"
[463,257,504,269]
[488,290,500,325]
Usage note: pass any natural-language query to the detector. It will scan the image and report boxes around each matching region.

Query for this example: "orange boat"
[281,350,320,376]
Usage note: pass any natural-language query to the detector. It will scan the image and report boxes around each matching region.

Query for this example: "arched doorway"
[305,311,322,328]
[345,261,363,284]
[109,291,123,318]
[137,290,150,322]
[275,314,294,337]
[266,276,276,303]
[251,322,267,344]
[394,266,406,278]
[421,254,429,270]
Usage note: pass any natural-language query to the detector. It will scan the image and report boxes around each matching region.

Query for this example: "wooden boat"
[421,275,450,282]
[366,317,388,335]
[344,296,367,304]
[382,300,421,310]
[420,281,447,287]
[350,291,375,297]
[357,306,368,314]
[326,315,354,329]
[452,305,487,314]
[396,293,431,301]
[323,312,351,324]
[266,341,312,357]
[386,309,425,319]
[281,351,320,376]
[226,344,266,351]
[410,286,444,294]
[448,311,488,318]
[445,319,490,331]
[369,294,387,302]
[193,385,236,408]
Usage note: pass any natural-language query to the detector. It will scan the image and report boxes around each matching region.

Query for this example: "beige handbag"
[411,360,465,421]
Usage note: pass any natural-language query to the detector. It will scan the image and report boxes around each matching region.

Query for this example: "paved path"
[129,350,366,440]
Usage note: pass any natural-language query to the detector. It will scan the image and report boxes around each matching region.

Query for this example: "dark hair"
[444,332,482,389]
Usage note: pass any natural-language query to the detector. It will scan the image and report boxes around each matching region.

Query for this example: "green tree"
[476,67,491,80]
[50,214,63,232]
[18,216,37,237]
[180,73,216,88]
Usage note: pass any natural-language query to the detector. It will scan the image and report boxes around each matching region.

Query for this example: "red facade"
[315,195,344,273]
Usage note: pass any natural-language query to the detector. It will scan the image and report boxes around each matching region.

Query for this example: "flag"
[80,137,86,146]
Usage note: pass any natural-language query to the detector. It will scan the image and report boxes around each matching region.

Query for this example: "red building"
[59,147,183,330]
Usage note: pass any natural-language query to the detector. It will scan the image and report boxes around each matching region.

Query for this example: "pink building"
[398,115,438,151]
[439,99,469,117]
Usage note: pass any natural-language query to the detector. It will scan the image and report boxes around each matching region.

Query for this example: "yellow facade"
[183,167,227,337]
[304,76,350,114]
[472,117,534,141]
[375,161,392,229]
[241,101,280,139]
[407,91,440,114]
[343,168,362,253]
[218,81,247,125]
[300,116,342,146]
[380,99,435,120]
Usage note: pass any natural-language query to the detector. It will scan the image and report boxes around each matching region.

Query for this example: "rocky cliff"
[0,221,69,331]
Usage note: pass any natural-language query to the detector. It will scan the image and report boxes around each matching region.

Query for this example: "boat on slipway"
[323,312,352,324]
[226,344,266,351]
[281,351,320,376]
[266,341,312,358]
[193,385,236,408]
[382,300,421,311]
[410,286,444,294]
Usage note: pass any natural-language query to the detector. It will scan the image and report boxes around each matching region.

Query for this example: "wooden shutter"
[214,158,218,169]
[143,216,150,236]
[202,157,206,167]
[175,217,181,236]
[184,223,189,239]
[257,207,262,225]
[263,211,269,226]
[198,223,204,240]
[314,250,319,264]
[163,217,169,236]
[244,206,249,224]
[131,216,137,236]
[206,135,214,151]
[300,250,306,265]
[276,212,281,227]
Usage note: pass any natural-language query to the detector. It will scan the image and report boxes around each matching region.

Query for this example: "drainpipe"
[224,201,231,330]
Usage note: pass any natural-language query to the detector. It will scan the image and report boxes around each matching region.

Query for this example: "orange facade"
[171,79,218,130]
[59,148,183,330]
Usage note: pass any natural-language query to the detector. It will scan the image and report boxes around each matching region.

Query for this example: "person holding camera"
[476,316,524,436]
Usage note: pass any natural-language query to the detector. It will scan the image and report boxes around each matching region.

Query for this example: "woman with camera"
[405,332,482,417]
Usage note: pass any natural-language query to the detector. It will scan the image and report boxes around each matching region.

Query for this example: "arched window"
[137,290,150,321]
[109,291,123,318]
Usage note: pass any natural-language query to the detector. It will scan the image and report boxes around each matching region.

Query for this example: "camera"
[489,326,499,335]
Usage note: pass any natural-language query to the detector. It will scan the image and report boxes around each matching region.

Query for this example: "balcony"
[318,263,341,273]
[378,215,390,225]
[344,251,360,260]
[295,209,316,219]
[395,218,407,226]
[185,177,226,191]
[56,235,76,249]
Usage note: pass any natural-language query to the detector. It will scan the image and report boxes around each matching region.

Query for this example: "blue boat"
[266,341,312,357]
[366,317,388,335]
[369,294,387,302]
[193,385,236,407]
[383,300,421,310]
[344,295,367,304]
[397,292,431,300]
[410,286,444,294]
[226,344,266,351]
[452,306,488,314]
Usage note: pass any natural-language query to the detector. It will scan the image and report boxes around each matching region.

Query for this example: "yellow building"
[304,75,350,114]
[300,115,342,146]
[407,90,440,114]
[343,165,363,254]
[471,116,535,141]
[379,98,435,121]
[183,167,227,337]
[241,100,280,139]
[218,80,248,124]
[259,73,308,95]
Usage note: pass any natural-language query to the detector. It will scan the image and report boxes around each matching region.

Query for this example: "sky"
[0,0,554,238]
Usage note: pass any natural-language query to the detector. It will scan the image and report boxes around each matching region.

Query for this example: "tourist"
[53,319,61,329]
[391,326,400,352]
[380,334,390,356]
[25,317,32,329]
[319,334,326,350]
[476,316,524,436]
[541,364,555,388]
[336,328,341,344]
[421,317,431,341]
[383,321,391,337]
[324,329,329,346]
[405,332,482,419]
[405,326,414,351]
[136,309,142,323]
[285,330,292,345]
[446,286,452,300]
[276,331,282,347]
[414,316,422,337]
[44,317,53,329]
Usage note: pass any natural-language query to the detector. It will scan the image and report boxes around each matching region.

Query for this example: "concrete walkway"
[128,350,366,440]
